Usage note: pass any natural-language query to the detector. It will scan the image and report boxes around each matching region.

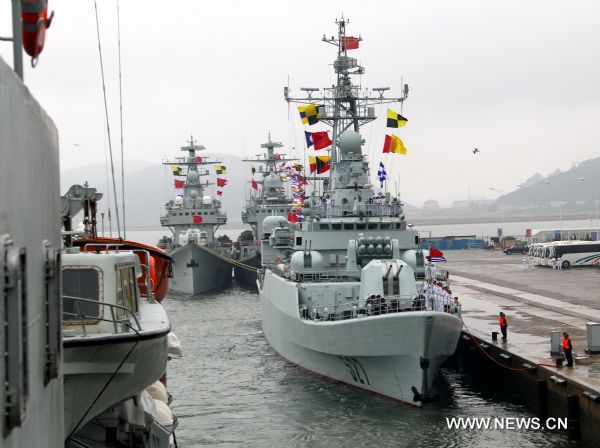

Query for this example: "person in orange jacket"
[562,332,573,367]
[499,312,508,341]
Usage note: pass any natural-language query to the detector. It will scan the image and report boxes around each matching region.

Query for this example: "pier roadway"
[444,250,600,444]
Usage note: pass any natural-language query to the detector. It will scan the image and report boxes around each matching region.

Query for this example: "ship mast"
[284,17,409,192]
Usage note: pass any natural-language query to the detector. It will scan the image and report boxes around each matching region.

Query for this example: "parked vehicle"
[503,241,529,255]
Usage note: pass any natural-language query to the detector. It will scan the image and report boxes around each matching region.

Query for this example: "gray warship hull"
[259,270,463,406]
[233,252,261,289]
[169,243,232,294]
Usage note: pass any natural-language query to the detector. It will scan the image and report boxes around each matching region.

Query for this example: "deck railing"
[299,294,461,322]
[63,295,141,336]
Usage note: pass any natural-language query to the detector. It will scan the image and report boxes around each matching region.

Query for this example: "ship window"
[332,223,342,230]
[62,267,102,322]
[395,223,401,229]
[380,223,391,229]
[319,224,330,230]
[356,223,366,230]
[210,212,215,215]
[368,223,378,229]
[415,236,419,245]
[116,265,138,318]
[185,212,190,216]
[296,236,303,246]
[344,223,354,230]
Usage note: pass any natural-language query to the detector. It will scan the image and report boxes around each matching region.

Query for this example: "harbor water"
[163,286,573,447]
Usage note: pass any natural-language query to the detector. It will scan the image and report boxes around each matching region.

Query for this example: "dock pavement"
[444,250,600,444]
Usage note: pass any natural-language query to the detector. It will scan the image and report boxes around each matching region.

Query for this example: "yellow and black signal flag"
[386,109,408,128]
[215,165,227,175]
[298,104,319,125]
[309,155,331,174]
[171,166,183,176]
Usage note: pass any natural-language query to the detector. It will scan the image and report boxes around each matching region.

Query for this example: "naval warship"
[258,18,463,405]
[235,134,299,288]
[160,137,232,294]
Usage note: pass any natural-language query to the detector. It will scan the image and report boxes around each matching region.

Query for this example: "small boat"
[62,250,172,437]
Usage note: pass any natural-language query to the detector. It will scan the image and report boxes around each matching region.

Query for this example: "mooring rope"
[198,245,259,272]
[459,315,557,371]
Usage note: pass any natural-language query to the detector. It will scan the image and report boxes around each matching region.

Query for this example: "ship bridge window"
[319,224,330,230]
[62,267,102,322]
[395,223,401,229]
[368,223,378,229]
[332,223,342,230]
[116,265,138,318]
[344,223,354,230]
[356,223,366,230]
[380,223,391,230]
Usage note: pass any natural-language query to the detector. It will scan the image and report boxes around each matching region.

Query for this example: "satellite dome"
[263,173,283,189]
[339,131,362,154]
[189,190,198,198]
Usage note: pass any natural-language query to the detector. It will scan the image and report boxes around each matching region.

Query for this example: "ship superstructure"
[161,137,232,294]
[258,18,462,405]
[234,135,298,286]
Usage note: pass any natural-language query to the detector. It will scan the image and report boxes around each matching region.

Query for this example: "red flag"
[192,215,203,223]
[312,131,332,150]
[287,212,299,223]
[382,135,392,153]
[251,179,258,190]
[174,179,185,188]
[342,36,359,50]
[217,191,223,196]
[194,156,203,163]
[273,153,282,160]
[217,178,228,187]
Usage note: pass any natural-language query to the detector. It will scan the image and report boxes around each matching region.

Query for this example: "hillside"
[496,157,600,207]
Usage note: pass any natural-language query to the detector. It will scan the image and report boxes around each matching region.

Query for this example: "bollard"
[555,357,563,368]
[492,331,498,341]
[567,394,580,440]
[536,380,548,421]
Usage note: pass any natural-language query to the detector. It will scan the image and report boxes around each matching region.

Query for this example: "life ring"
[21,0,54,65]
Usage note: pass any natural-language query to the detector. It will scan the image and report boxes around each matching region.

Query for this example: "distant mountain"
[496,157,600,207]
[61,154,250,229]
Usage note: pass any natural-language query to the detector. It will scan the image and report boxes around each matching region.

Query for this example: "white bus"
[549,241,600,269]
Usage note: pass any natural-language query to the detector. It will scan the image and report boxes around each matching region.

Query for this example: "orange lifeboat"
[73,237,172,302]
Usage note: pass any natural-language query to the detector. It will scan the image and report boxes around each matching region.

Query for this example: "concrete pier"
[446,251,600,446]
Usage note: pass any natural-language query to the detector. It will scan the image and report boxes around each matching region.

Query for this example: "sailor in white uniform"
[521,256,528,270]
[529,256,536,270]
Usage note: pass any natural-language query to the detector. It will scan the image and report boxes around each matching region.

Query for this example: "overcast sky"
[2,0,599,206]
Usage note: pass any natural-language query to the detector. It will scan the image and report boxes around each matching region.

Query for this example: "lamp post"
[489,187,504,225]
[578,177,599,241]
[543,180,562,234]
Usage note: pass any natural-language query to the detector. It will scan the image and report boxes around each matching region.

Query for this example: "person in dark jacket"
[562,332,573,367]
[499,312,508,341]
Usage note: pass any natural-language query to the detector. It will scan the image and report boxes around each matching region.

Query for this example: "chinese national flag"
[192,215,203,223]
[251,179,258,190]
[217,178,228,187]
[174,179,185,188]
[342,36,359,50]
[312,131,332,150]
